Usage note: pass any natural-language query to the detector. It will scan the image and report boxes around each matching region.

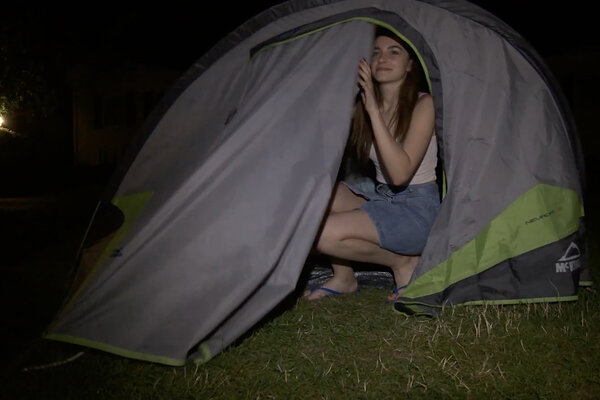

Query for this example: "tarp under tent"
[45,0,588,366]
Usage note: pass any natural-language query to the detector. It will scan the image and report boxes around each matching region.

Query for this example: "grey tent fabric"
[45,0,587,365]
[47,21,375,365]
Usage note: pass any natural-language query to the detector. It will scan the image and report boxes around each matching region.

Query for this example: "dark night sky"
[6,1,597,72]
[94,1,596,65]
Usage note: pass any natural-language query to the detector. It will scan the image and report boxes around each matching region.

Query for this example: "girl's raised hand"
[357,58,377,114]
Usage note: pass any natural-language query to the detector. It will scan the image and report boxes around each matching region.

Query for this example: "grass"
[1,187,599,399]
[5,288,600,399]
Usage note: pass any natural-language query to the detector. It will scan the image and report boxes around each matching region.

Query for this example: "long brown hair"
[348,27,427,166]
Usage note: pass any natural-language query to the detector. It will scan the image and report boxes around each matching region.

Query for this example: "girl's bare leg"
[305,191,419,300]
[304,183,365,299]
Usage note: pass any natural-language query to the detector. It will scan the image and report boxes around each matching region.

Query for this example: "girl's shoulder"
[415,92,434,108]
[412,92,435,121]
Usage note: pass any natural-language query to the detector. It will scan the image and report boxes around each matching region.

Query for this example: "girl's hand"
[357,58,377,115]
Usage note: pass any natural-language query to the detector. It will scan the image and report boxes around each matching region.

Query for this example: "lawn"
[1,184,598,400]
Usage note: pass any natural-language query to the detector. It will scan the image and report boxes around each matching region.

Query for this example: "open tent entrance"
[287,18,446,290]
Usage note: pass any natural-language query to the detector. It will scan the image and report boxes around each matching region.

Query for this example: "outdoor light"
[0,116,4,127]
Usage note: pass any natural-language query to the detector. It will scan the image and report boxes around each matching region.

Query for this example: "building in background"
[68,63,181,168]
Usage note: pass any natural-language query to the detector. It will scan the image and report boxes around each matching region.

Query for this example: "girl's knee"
[315,226,341,254]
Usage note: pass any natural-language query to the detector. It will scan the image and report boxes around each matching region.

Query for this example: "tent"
[45,0,588,366]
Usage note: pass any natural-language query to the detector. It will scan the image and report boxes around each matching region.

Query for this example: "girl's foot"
[386,284,408,303]
[303,277,358,300]
[387,255,420,302]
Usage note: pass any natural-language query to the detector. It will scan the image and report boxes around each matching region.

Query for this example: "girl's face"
[370,35,413,84]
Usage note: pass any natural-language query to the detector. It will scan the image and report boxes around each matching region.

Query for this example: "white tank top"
[369,133,438,185]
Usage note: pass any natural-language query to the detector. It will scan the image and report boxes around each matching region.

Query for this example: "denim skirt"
[342,176,441,255]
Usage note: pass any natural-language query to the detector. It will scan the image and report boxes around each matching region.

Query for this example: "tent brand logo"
[525,210,554,224]
[555,242,580,273]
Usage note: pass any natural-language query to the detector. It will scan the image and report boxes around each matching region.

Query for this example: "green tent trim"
[253,17,433,95]
[192,344,214,365]
[43,333,186,366]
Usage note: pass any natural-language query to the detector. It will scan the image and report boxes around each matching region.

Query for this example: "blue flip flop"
[386,284,407,304]
[308,286,361,298]
[392,284,408,294]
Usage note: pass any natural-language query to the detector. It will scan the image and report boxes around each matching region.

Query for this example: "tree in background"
[1,18,65,136]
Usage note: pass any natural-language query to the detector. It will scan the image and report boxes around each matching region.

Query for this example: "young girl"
[304,27,440,302]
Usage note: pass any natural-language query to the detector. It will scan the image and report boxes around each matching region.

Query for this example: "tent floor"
[305,255,395,289]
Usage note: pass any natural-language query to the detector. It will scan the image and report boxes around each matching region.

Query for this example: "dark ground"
[1,186,99,368]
